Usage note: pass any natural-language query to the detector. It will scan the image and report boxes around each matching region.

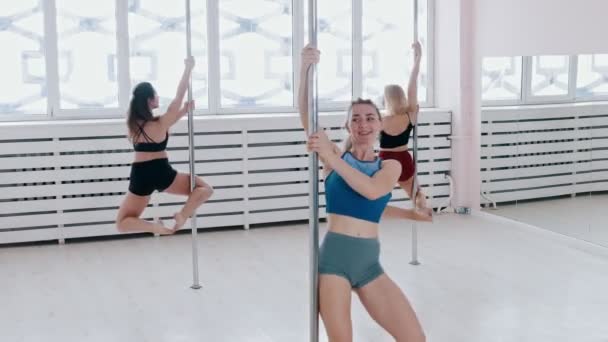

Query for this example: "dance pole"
[185,0,201,289]
[307,0,320,340]
[410,0,421,266]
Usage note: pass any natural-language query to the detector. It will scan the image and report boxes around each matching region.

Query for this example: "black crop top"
[133,126,169,152]
[379,122,414,148]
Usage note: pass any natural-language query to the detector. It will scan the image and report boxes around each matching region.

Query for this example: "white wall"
[435,0,481,209]
[435,0,608,210]
[477,0,608,56]
[0,112,453,244]
[434,0,460,110]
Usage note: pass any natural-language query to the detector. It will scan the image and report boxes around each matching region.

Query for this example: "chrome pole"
[185,0,201,289]
[307,0,320,339]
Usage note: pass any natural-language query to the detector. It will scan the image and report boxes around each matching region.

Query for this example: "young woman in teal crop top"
[299,44,429,342]
[115,57,214,236]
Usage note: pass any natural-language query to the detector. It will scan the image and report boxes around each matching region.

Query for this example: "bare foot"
[173,212,187,231]
[418,206,433,217]
[414,192,428,209]
[154,219,177,235]
[414,208,433,222]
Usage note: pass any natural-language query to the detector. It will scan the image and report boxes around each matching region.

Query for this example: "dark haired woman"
[116,57,213,235]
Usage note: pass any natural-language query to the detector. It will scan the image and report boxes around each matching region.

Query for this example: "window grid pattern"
[1,0,433,120]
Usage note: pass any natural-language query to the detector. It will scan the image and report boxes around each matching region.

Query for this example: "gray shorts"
[319,231,384,289]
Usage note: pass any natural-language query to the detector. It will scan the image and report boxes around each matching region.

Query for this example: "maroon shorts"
[378,150,415,182]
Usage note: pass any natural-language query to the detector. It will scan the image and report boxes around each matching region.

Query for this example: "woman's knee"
[195,177,213,191]
[115,216,128,232]
[192,183,213,201]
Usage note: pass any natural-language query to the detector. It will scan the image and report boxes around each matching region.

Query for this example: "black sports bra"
[380,122,414,148]
[133,125,169,152]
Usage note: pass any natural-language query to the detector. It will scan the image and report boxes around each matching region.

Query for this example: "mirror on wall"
[480,54,608,247]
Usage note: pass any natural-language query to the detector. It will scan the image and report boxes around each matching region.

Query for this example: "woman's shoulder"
[381,113,398,125]
[385,112,410,120]
[383,113,410,130]
[141,120,167,139]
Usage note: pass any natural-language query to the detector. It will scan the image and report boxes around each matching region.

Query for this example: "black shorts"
[128,158,178,196]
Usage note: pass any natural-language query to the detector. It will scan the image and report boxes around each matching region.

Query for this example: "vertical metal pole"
[185,0,201,290]
[413,0,419,42]
[410,0,421,266]
[307,0,320,340]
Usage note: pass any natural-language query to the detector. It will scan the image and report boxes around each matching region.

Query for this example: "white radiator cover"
[481,103,608,204]
[0,110,452,244]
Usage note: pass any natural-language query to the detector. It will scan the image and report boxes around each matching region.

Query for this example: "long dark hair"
[127,82,158,141]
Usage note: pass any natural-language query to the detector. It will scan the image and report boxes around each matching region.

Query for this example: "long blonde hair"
[384,84,408,116]
[342,98,382,152]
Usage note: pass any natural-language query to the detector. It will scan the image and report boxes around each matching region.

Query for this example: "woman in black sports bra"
[115,57,214,235]
[378,41,431,215]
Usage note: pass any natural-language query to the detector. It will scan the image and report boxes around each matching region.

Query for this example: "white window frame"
[483,54,608,107]
[355,0,435,109]
[573,54,608,102]
[524,55,574,104]
[480,56,524,107]
[48,0,125,118]
[424,0,436,107]
[2,0,435,121]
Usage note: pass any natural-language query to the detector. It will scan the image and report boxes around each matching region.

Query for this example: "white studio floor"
[1,212,608,342]
[484,194,608,248]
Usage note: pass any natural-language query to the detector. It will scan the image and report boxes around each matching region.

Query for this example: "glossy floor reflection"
[1,212,607,342]
[484,194,608,247]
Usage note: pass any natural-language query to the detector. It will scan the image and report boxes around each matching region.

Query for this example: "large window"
[312,1,353,104]
[0,1,47,116]
[1,0,432,119]
[362,0,428,104]
[218,0,293,108]
[481,57,522,102]
[529,55,570,99]
[307,0,431,107]
[128,0,208,110]
[482,54,608,105]
[577,54,608,98]
[55,0,119,109]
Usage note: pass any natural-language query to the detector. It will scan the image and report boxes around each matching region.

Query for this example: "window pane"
[362,0,428,104]
[530,55,570,97]
[416,0,429,103]
[219,0,292,108]
[482,57,522,101]
[0,1,46,115]
[305,0,353,104]
[129,0,208,109]
[577,54,608,98]
[56,0,118,109]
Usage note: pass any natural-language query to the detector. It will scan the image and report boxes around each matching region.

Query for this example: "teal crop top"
[324,152,392,223]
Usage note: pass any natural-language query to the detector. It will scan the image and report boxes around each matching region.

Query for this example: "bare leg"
[399,177,431,215]
[356,274,425,342]
[383,205,432,222]
[319,274,353,342]
[164,173,214,230]
[116,192,175,235]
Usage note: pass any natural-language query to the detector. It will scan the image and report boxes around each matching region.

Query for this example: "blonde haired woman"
[379,41,431,214]
[300,44,427,342]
